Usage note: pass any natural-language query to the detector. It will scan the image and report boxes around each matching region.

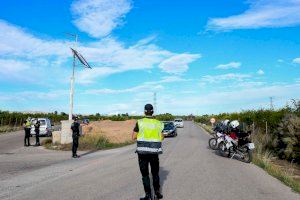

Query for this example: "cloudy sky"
[0,0,300,115]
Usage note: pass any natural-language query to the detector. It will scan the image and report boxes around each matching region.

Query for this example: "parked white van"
[30,118,53,137]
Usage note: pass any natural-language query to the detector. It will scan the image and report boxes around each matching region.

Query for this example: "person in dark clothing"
[132,104,164,200]
[34,120,40,146]
[138,154,161,198]
[23,119,31,146]
[71,117,81,158]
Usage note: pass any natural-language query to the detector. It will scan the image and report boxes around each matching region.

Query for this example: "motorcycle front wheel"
[208,138,218,150]
[218,141,230,157]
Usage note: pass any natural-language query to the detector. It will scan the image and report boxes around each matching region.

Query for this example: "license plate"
[248,143,255,149]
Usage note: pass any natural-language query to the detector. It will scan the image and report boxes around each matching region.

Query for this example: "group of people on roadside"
[23,118,40,146]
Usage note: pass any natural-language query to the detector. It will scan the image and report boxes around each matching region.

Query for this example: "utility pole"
[66,33,78,121]
[270,97,274,110]
[153,92,157,115]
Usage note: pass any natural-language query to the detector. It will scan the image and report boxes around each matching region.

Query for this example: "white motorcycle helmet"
[230,120,240,129]
[223,119,230,126]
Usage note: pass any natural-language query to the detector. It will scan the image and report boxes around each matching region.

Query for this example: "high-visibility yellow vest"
[136,118,164,154]
[25,121,31,128]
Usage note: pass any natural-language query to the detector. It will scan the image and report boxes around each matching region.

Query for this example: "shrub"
[274,114,300,162]
[156,113,175,121]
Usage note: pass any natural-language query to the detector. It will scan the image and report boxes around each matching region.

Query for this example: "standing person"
[34,119,40,146]
[71,116,80,158]
[132,104,164,200]
[23,119,31,146]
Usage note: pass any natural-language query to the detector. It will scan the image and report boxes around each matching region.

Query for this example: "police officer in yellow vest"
[23,119,32,146]
[132,104,164,200]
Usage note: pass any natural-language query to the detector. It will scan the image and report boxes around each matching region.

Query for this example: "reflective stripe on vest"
[136,141,162,154]
[136,118,164,154]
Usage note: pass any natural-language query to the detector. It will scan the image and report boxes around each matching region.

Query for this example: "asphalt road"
[0,125,71,181]
[0,121,298,200]
[0,125,60,154]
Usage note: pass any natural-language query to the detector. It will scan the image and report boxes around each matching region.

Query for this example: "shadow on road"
[213,149,247,163]
[160,167,169,191]
[79,150,99,157]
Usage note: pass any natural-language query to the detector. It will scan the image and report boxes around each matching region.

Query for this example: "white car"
[174,118,184,128]
[30,118,53,137]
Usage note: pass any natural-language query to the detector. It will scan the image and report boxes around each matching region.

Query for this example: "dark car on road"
[162,121,177,137]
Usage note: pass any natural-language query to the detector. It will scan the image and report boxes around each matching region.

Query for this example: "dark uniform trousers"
[24,128,31,146]
[72,135,79,156]
[35,130,40,145]
[138,154,160,193]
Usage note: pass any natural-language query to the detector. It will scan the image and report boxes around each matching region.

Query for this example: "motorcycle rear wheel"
[241,148,252,163]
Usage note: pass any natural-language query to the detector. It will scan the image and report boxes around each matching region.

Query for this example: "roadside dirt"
[82,120,137,143]
[272,159,300,182]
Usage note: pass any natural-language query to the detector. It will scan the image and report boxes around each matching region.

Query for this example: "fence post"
[252,122,255,134]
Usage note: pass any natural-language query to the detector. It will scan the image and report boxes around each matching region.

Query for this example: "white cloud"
[158,53,201,74]
[257,69,265,75]
[80,37,171,70]
[145,76,191,85]
[215,62,241,69]
[159,82,300,114]
[76,36,173,83]
[292,57,300,64]
[71,0,132,38]
[237,81,265,88]
[0,20,68,58]
[0,20,195,84]
[84,75,188,94]
[0,90,68,102]
[201,73,251,83]
[0,59,30,74]
[77,67,120,84]
[207,0,300,31]
[86,84,164,95]
[277,59,284,63]
[0,59,33,82]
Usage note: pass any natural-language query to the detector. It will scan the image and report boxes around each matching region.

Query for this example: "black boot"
[140,193,152,200]
[155,191,163,199]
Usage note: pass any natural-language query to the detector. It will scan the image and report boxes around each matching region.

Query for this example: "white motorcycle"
[218,133,255,163]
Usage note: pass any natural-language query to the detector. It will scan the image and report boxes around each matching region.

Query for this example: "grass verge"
[200,124,214,134]
[253,153,300,193]
[197,122,300,194]
[43,133,134,151]
[0,126,22,134]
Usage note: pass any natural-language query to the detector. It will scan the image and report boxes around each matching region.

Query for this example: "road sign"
[210,118,216,124]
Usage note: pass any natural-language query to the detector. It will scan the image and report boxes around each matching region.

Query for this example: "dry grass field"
[82,120,137,143]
